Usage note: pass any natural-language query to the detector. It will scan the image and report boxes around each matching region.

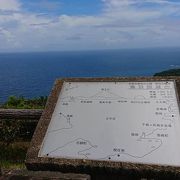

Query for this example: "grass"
[0,160,25,169]
[0,142,29,170]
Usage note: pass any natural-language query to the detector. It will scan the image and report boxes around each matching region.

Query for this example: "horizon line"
[0,46,180,54]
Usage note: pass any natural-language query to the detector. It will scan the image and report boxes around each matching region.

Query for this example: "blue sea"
[0,48,180,103]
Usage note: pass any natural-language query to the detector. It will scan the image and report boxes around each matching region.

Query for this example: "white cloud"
[0,0,180,52]
[0,27,13,40]
[102,0,180,20]
[102,0,180,6]
[0,0,21,11]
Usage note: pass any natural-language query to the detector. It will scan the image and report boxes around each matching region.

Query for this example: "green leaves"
[2,96,47,109]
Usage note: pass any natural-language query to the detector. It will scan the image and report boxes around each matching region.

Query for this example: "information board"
[38,81,180,166]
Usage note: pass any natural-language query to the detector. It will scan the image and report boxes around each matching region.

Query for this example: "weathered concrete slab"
[0,109,43,120]
[25,77,180,179]
[1,169,90,180]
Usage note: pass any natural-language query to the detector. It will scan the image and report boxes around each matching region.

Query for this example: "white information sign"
[39,81,180,166]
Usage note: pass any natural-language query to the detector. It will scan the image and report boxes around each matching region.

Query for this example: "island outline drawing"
[38,81,180,166]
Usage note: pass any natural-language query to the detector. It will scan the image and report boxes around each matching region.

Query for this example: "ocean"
[0,48,180,103]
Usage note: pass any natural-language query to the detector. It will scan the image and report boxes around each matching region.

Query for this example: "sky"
[0,0,180,52]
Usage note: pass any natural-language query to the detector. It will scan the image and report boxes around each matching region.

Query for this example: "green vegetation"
[1,119,22,146]
[154,68,180,76]
[0,118,36,146]
[0,125,32,170]
[0,96,46,170]
[0,142,28,163]
[1,96,47,109]
[0,142,27,169]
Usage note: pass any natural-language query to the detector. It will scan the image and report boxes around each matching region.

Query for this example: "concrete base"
[1,169,90,180]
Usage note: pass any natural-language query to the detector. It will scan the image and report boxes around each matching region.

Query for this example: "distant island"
[154,68,180,76]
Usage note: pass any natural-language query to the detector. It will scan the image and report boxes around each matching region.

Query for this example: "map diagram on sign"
[39,81,180,166]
